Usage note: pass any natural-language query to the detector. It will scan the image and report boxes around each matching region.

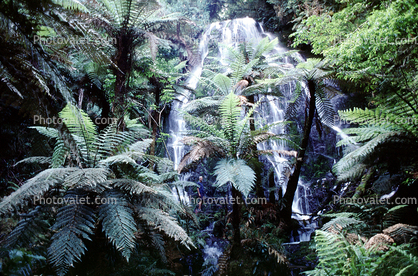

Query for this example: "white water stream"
[167,17,317,243]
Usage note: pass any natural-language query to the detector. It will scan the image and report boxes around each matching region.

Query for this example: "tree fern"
[1,103,194,274]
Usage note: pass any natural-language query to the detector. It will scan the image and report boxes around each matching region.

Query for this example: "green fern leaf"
[98,190,137,261]
[48,190,95,275]
[0,168,77,215]
[214,158,256,197]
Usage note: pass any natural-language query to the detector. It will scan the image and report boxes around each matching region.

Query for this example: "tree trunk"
[282,79,316,224]
[231,185,241,248]
[268,171,276,204]
[247,94,265,199]
[112,33,134,131]
[149,76,162,158]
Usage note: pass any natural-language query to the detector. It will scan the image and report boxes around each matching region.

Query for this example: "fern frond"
[14,157,52,167]
[107,179,155,195]
[182,96,224,116]
[51,137,69,168]
[98,190,137,261]
[315,86,336,127]
[59,103,98,161]
[220,92,241,144]
[182,112,225,139]
[252,37,278,60]
[333,131,406,180]
[0,168,77,215]
[52,0,89,12]
[321,216,362,234]
[3,206,48,249]
[212,73,232,94]
[150,232,167,263]
[63,168,110,190]
[177,137,226,173]
[30,126,59,139]
[214,158,256,197]
[305,230,350,276]
[48,190,95,275]
[138,207,193,249]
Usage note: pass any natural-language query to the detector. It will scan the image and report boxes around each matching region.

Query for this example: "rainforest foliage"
[0,0,417,275]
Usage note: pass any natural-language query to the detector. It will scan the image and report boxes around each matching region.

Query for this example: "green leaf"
[214,158,256,197]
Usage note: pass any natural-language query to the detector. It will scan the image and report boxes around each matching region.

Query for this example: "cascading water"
[256,83,317,242]
[167,19,318,271]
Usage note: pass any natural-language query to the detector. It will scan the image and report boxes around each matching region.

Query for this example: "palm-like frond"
[98,0,160,28]
[138,207,193,249]
[2,206,48,249]
[99,190,137,261]
[107,179,155,195]
[315,84,336,127]
[220,92,241,147]
[332,106,417,181]
[48,190,95,275]
[214,158,256,197]
[63,168,110,190]
[333,131,406,181]
[14,157,52,167]
[177,136,226,173]
[0,168,77,215]
[52,0,89,12]
[58,104,98,160]
[93,123,150,161]
[182,112,225,139]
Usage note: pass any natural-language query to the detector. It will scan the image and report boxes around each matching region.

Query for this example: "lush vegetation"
[0,0,417,275]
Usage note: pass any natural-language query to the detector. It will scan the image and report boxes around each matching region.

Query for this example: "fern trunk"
[149,76,162,158]
[282,79,316,224]
[113,33,134,131]
[231,185,241,249]
[353,167,375,199]
[248,94,265,199]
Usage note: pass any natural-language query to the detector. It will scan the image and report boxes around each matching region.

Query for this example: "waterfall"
[167,17,316,244]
